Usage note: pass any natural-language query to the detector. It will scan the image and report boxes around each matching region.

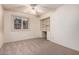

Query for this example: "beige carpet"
[0,38,79,55]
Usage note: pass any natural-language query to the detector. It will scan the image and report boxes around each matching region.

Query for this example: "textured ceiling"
[2,4,62,16]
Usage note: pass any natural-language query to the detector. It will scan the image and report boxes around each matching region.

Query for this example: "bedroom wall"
[4,10,42,43]
[0,5,3,47]
[40,11,53,19]
[49,5,79,51]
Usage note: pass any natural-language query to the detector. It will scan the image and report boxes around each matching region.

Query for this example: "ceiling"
[2,4,62,16]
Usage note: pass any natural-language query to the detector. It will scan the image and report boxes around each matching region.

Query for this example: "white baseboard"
[4,37,43,43]
[49,39,79,52]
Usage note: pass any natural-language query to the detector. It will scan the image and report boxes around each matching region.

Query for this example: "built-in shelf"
[40,17,50,31]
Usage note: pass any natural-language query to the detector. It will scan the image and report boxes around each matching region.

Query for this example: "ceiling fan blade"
[35,10,40,17]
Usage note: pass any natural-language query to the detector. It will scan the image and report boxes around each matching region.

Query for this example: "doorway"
[42,31,47,39]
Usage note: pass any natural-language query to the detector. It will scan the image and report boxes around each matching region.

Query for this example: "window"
[23,20,28,29]
[13,15,29,30]
[14,17,22,29]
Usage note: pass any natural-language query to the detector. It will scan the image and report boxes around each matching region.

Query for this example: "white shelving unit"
[40,17,50,31]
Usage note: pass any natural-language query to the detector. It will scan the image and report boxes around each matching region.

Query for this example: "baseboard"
[4,37,43,44]
[49,39,79,52]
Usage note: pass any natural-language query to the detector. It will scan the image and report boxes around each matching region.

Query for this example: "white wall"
[40,11,53,19]
[4,10,42,43]
[49,5,79,51]
[0,5,3,47]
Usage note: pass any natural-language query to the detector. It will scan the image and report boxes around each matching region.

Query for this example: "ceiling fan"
[30,4,41,17]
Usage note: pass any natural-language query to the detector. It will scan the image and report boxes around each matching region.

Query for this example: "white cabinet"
[40,17,50,31]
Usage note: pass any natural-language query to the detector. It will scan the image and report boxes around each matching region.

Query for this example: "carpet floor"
[0,38,79,55]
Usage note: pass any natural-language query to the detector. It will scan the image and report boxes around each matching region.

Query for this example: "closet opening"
[42,31,47,40]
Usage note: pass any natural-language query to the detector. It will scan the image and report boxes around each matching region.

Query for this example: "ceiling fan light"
[30,4,37,7]
[30,4,37,10]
